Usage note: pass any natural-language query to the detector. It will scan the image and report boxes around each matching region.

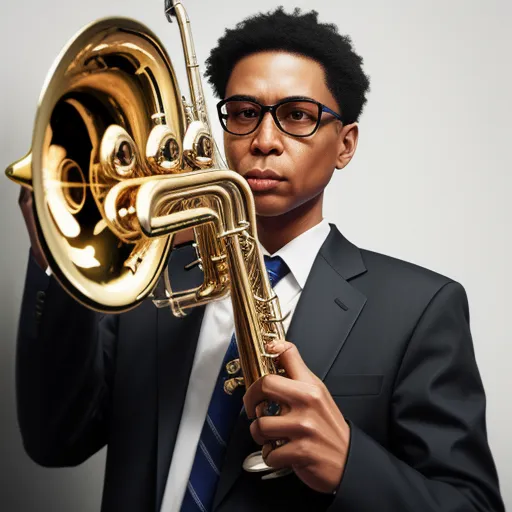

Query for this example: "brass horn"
[6,0,289,477]
[7,11,211,311]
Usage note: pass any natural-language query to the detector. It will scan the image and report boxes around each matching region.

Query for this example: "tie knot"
[264,255,290,287]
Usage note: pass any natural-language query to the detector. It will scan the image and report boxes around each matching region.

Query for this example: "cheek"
[223,137,248,172]
[290,140,338,191]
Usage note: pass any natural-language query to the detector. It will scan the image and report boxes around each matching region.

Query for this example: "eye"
[289,110,307,121]
[224,101,261,123]
[277,102,318,125]
[286,109,315,122]
[238,108,259,119]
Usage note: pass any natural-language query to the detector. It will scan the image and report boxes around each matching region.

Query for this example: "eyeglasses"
[216,96,343,137]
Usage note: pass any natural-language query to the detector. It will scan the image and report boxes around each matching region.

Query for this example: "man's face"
[223,51,353,217]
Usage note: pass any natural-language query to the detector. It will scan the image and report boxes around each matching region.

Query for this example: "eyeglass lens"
[221,100,320,136]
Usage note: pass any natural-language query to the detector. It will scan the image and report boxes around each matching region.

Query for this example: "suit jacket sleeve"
[16,251,118,467]
[329,281,504,512]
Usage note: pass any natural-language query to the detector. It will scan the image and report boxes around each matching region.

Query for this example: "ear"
[335,122,359,170]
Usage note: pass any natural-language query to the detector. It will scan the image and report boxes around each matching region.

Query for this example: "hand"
[244,341,350,494]
[172,227,195,247]
[18,187,48,270]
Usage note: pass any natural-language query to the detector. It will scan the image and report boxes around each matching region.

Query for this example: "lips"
[244,169,285,192]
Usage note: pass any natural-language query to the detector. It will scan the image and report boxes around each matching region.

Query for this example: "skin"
[245,341,351,494]
[222,51,359,493]
[19,49,360,495]
[19,188,48,269]
[223,51,358,254]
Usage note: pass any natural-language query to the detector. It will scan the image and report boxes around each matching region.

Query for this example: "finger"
[272,342,316,382]
[244,374,315,419]
[172,227,195,247]
[18,186,31,207]
[17,188,48,269]
[18,188,34,220]
[18,188,36,231]
[244,374,294,419]
[262,442,272,464]
[265,440,315,470]
[250,415,305,445]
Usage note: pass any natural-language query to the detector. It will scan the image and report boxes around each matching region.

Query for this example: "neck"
[256,194,324,254]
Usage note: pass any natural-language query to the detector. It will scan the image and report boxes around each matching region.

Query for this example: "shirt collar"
[260,219,331,289]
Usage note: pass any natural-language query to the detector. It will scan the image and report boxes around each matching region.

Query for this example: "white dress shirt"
[160,219,331,512]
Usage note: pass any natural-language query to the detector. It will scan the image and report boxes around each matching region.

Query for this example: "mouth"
[243,169,285,192]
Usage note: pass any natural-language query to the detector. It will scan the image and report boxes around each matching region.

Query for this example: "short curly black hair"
[204,7,371,125]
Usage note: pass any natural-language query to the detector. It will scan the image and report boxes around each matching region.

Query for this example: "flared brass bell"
[6,18,188,312]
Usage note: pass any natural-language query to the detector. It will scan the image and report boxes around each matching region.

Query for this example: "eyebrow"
[224,94,316,104]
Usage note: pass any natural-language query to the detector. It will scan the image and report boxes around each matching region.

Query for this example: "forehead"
[225,51,335,106]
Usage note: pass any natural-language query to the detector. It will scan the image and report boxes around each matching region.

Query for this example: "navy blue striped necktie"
[181,255,290,512]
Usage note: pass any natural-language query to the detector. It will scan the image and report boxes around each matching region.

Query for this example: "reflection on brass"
[163,138,180,163]
[146,124,182,173]
[101,125,139,179]
[116,141,134,168]
[5,0,289,477]
[183,120,214,169]
[198,134,213,159]
[60,159,86,214]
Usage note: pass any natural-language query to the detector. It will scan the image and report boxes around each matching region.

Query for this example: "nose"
[250,111,284,156]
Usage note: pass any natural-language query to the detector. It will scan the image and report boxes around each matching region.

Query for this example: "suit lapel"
[155,244,206,512]
[213,225,368,510]
[287,225,367,379]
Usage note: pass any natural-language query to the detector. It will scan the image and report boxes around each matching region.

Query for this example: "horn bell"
[9,18,187,312]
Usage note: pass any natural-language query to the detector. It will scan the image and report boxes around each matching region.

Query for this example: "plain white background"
[1,0,510,510]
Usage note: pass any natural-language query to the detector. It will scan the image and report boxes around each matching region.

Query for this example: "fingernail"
[268,342,285,354]
[262,445,272,463]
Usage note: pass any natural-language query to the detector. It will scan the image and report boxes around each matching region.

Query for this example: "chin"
[253,196,294,218]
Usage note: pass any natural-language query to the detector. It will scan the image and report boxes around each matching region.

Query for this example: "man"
[16,7,504,512]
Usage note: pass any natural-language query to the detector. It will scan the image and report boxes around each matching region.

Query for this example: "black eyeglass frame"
[216,96,343,138]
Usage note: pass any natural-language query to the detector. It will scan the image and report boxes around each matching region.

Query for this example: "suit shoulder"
[348,248,471,327]
[322,226,461,302]
[359,248,458,296]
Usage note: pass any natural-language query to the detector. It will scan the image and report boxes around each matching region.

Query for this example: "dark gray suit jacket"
[16,225,504,511]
